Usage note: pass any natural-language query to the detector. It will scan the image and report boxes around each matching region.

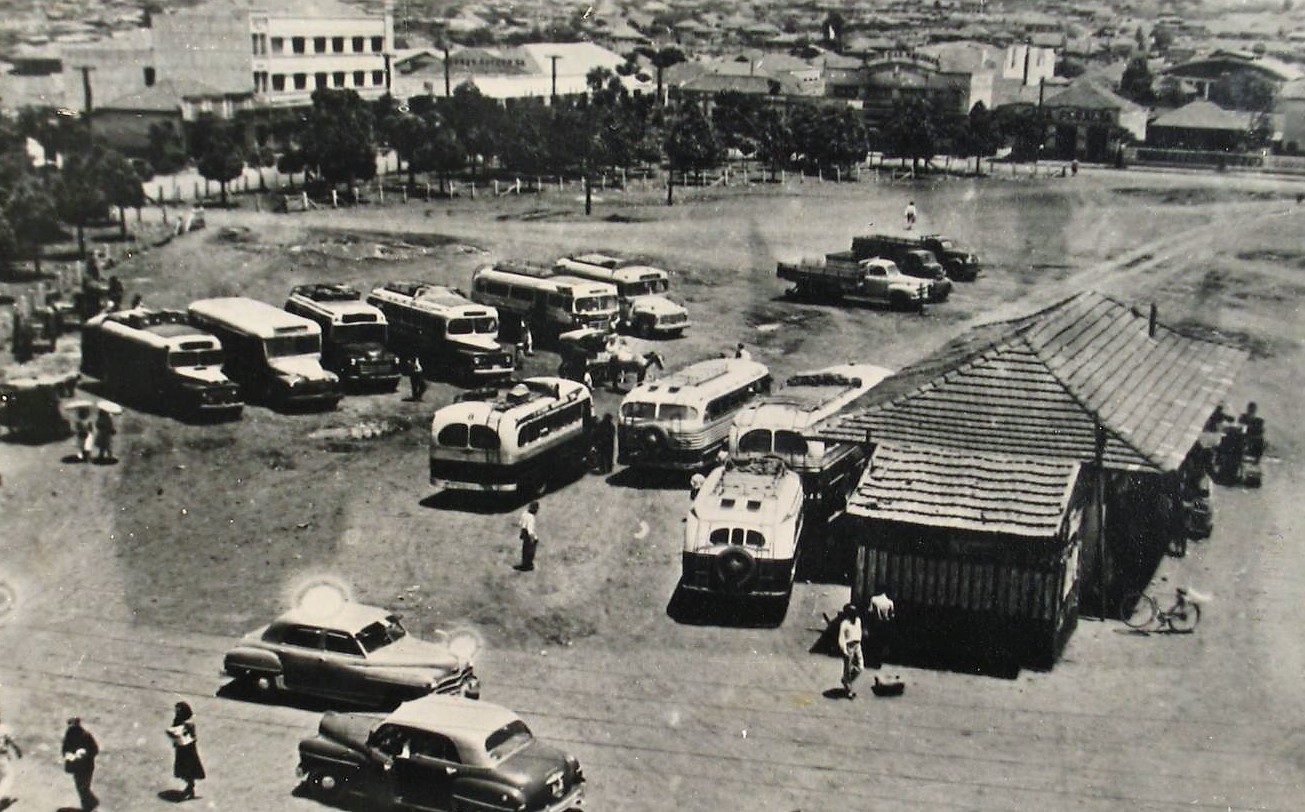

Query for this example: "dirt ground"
[1,166,1303,811]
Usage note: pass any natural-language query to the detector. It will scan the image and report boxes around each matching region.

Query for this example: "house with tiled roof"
[820,291,1247,667]
[1162,49,1304,111]
[1148,99,1258,151]
[1037,80,1149,160]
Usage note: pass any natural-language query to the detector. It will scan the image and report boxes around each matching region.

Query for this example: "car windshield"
[619,279,668,297]
[935,239,954,250]
[355,616,407,653]
[447,316,499,336]
[264,334,320,358]
[484,720,533,762]
[574,295,616,313]
[620,401,655,420]
[169,349,224,368]
[333,323,386,345]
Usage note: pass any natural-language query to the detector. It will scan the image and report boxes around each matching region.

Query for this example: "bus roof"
[93,309,223,352]
[690,459,803,525]
[433,377,590,429]
[189,297,321,338]
[733,363,892,431]
[368,283,494,318]
[557,256,669,284]
[623,358,769,407]
[288,292,387,325]
[474,266,617,298]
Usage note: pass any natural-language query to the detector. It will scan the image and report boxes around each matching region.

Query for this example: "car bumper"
[537,784,584,812]
[432,478,519,493]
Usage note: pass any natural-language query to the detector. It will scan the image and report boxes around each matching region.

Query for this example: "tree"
[97,149,146,238]
[54,150,109,259]
[194,115,245,205]
[880,97,946,174]
[439,81,502,179]
[663,102,721,205]
[291,89,378,187]
[822,11,846,47]
[636,46,686,105]
[1120,56,1155,104]
[7,175,61,273]
[959,102,1001,173]
[0,209,18,269]
[145,121,188,175]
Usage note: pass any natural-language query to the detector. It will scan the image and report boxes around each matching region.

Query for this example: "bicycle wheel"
[1121,591,1158,629]
[1166,601,1200,633]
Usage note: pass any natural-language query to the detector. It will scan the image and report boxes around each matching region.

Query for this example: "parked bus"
[729,363,891,513]
[469,263,618,340]
[188,297,341,410]
[429,377,593,495]
[553,253,691,337]
[284,284,402,391]
[365,281,514,383]
[682,457,805,601]
[618,357,771,470]
[80,308,244,420]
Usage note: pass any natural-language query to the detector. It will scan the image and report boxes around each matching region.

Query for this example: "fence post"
[302,191,309,210]
[780,169,786,185]
[332,189,339,208]
[243,175,250,192]
[378,181,384,205]
[402,186,408,203]
[620,167,627,187]
[558,176,563,192]
[494,180,500,196]
[516,179,522,194]
[254,195,261,212]
[470,181,475,199]
[835,166,841,183]
[193,181,200,199]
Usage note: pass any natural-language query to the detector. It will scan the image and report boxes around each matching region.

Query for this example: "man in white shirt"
[517,501,540,571]
[837,603,864,699]
[733,343,752,361]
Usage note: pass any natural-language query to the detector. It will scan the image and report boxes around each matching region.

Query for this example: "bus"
[469,263,618,340]
[188,297,341,410]
[429,377,594,495]
[617,357,771,470]
[553,253,690,337]
[80,308,244,420]
[365,281,514,383]
[682,457,805,600]
[284,284,402,391]
[729,363,891,514]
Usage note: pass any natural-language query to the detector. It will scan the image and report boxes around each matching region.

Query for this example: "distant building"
[395,42,633,104]
[1161,49,1303,111]
[1147,100,1258,152]
[1040,80,1148,161]
[826,51,994,125]
[1276,78,1305,153]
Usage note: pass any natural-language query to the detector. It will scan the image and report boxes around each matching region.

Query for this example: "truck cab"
[918,234,981,281]
[895,250,952,302]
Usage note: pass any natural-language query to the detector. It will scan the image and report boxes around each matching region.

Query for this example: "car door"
[276,625,326,694]
[391,731,459,811]
[321,629,368,702]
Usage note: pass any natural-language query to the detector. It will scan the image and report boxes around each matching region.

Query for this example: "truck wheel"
[635,318,654,339]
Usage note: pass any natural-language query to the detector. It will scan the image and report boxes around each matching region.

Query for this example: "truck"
[776,256,929,311]
[915,234,981,281]
[847,235,953,301]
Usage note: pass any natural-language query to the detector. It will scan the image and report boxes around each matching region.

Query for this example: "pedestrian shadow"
[214,678,361,712]
[821,687,853,701]
[60,454,90,464]
[90,457,119,466]
[605,467,687,492]
[157,789,192,803]
[419,492,520,515]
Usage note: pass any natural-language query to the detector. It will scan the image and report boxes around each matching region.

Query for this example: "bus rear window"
[708,528,766,547]
[738,429,772,454]
[437,423,469,447]
[468,425,500,450]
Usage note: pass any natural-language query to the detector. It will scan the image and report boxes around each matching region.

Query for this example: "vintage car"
[297,694,585,812]
[222,602,479,707]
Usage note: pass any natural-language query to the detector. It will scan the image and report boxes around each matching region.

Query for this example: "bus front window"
[738,429,773,455]
[657,404,698,423]
[334,323,386,345]
[620,402,655,421]
[473,316,498,334]
[447,319,473,335]
[574,295,616,313]
[264,334,321,358]
[169,349,224,368]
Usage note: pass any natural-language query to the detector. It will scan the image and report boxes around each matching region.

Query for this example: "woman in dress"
[165,702,205,800]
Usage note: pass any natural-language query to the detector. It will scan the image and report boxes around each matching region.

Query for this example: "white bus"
[429,377,594,495]
[284,284,402,391]
[365,281,514,383]
[188,297,341,410]
[469,264,618,339]
[682,457,805,599]
[553,253,690,337]
[81,308,244,420]
[618,357,771,470]
[729,363,891,513]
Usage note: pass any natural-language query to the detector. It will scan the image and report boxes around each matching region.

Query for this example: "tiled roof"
[848,444,1081,538]
[1044,80,1146,113]
[102,79,228,112]
[814,291,1248,472]
[1151,99,1253,131]
[681,73,782,95]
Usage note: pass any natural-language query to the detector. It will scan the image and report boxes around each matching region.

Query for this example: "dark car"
[297,694,584,812]
[918,234,982,281]
[223,602,479,707]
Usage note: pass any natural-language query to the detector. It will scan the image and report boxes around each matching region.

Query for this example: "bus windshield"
[332,323,386,345]
[619,279,669,297]
[263,334,321,358]
[447,316,499,335]
[574,295,617,314]
[169,349,224,368]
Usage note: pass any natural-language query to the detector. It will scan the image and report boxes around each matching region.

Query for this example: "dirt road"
[2,167,1303,811]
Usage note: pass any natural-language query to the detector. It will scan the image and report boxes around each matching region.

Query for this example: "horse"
[607,350,665,391]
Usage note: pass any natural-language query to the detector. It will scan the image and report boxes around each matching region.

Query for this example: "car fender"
[452,776,525,812]
[297,736,369,774]
[223,646,283,676]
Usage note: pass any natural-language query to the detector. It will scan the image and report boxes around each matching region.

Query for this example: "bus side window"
[547,293,567,310]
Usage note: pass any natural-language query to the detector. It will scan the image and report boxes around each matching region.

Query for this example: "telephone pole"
[548,55,561,103]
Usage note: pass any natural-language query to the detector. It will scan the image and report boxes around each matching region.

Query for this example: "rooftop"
[1151,99,1255,131]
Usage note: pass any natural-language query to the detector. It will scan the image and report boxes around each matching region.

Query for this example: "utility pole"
[1093,418,1108,618]
[76,65,95,117]
[442,44,451,97]
[548,55,560,103]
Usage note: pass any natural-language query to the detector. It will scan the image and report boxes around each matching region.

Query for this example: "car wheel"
[635,318,653,339]
[311,770,342,799]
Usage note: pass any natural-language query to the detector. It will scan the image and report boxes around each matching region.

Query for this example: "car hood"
[317,711,382,753]
[175,366,233,385]
[495,739,575,789]
[365,636,467,670]
[451,334,504,353]
[628,295,686,316]
[269,356,336,382]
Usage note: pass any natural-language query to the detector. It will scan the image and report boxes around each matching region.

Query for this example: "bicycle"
[1120,587,1201,633]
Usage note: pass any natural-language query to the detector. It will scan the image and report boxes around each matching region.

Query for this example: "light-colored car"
[222,602,479,707]
[297,694,584,812]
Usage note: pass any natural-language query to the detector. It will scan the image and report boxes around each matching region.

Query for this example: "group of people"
[1199,401,1267,485]
[0,704,204,812]
[69,405,116,464]
[836,592,896,699]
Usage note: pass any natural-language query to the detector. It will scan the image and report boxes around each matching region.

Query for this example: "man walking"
[61,717,99,811]
[904,200,918,230]
[592,413,616,474]
[837,604,864,699]
[517,501,540,572]
[404,355,426,402]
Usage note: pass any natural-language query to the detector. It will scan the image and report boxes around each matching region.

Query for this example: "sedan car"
[297,694,584,812]
[222,602,479,707]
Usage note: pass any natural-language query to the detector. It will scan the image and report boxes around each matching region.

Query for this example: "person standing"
[93,409,116,463]
[517,501,540,571]
[837,604,864,699]
[867,590,896,667]
[0,712,22,807]
[1239,401,1265,462]
[689,471,706,501]
[592,413,616,474]
[733,342,752,361]
[904,200,918,230]
[404,355,426,402]
[61,717,98,812]
[71,406,95,463]
[166,702,206,801]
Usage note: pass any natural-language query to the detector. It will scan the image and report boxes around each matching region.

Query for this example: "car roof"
[385,694,522,742]
[275,601,392,632]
